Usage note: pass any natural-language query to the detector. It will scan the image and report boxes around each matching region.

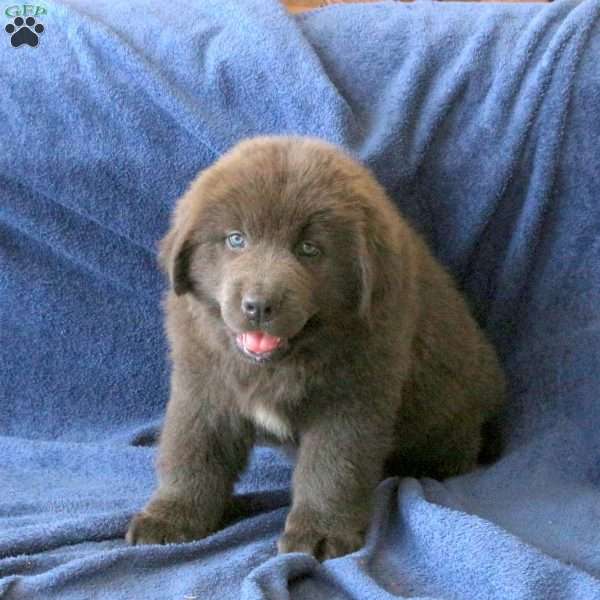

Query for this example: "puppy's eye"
[296,241,321,258]
[226,232,246,250]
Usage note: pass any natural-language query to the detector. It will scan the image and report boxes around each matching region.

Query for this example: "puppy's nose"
[241,295,275,324]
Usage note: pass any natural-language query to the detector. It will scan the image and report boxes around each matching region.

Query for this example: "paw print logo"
[5,16,44,48]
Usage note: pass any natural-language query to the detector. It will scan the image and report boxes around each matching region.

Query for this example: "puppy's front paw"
[277,518,365,560]
[126,511,191,545]
[126,498,218,546]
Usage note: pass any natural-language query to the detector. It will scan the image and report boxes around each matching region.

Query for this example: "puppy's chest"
[252,404,294,443]
[232,368,310,443]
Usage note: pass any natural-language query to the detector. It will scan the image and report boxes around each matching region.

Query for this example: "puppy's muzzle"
[241,293,279,326]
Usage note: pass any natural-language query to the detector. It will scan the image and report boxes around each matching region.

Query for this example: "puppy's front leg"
[127,369,253,545]
[278,403,393,560]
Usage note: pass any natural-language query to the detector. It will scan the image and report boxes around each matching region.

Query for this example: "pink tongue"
[243,331,281,354]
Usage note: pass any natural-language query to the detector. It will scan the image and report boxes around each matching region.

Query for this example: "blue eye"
[296,241,320,257]
[226,232,246,250]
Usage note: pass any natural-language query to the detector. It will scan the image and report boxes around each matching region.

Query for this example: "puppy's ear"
[357,232,388,325]
[357,206,406,325]
[357,232,376,320]
[158,227,195,296]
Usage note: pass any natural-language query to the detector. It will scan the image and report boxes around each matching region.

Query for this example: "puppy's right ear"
[158,227,195,296]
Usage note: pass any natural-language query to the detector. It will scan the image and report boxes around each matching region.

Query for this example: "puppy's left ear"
[158,226,196,296]
[357,230,376,320]
[357,206,407,325]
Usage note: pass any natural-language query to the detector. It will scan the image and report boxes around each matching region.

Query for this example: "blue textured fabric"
[1,0,599,598]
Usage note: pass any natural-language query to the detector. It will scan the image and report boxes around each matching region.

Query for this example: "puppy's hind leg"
[385,423,483,481]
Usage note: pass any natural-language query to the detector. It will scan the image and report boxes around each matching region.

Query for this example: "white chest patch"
[252,405,293,441]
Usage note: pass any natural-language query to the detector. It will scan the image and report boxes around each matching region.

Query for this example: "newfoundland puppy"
[126,136,505,559]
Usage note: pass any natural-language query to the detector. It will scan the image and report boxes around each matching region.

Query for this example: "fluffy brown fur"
[126,136,505,559]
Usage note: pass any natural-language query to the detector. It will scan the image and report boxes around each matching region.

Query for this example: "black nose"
[241,296,274,323]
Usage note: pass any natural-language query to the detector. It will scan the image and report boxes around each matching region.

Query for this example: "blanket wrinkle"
[1,207,159,296]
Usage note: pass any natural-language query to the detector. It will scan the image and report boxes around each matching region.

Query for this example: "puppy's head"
[160,137,407,364]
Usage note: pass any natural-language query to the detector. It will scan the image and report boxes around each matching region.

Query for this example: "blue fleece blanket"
[1,0,600,598]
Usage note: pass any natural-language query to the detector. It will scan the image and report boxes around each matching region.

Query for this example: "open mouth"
[235,331,289,363]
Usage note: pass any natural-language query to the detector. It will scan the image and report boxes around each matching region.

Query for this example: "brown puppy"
[126,136,505,559]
